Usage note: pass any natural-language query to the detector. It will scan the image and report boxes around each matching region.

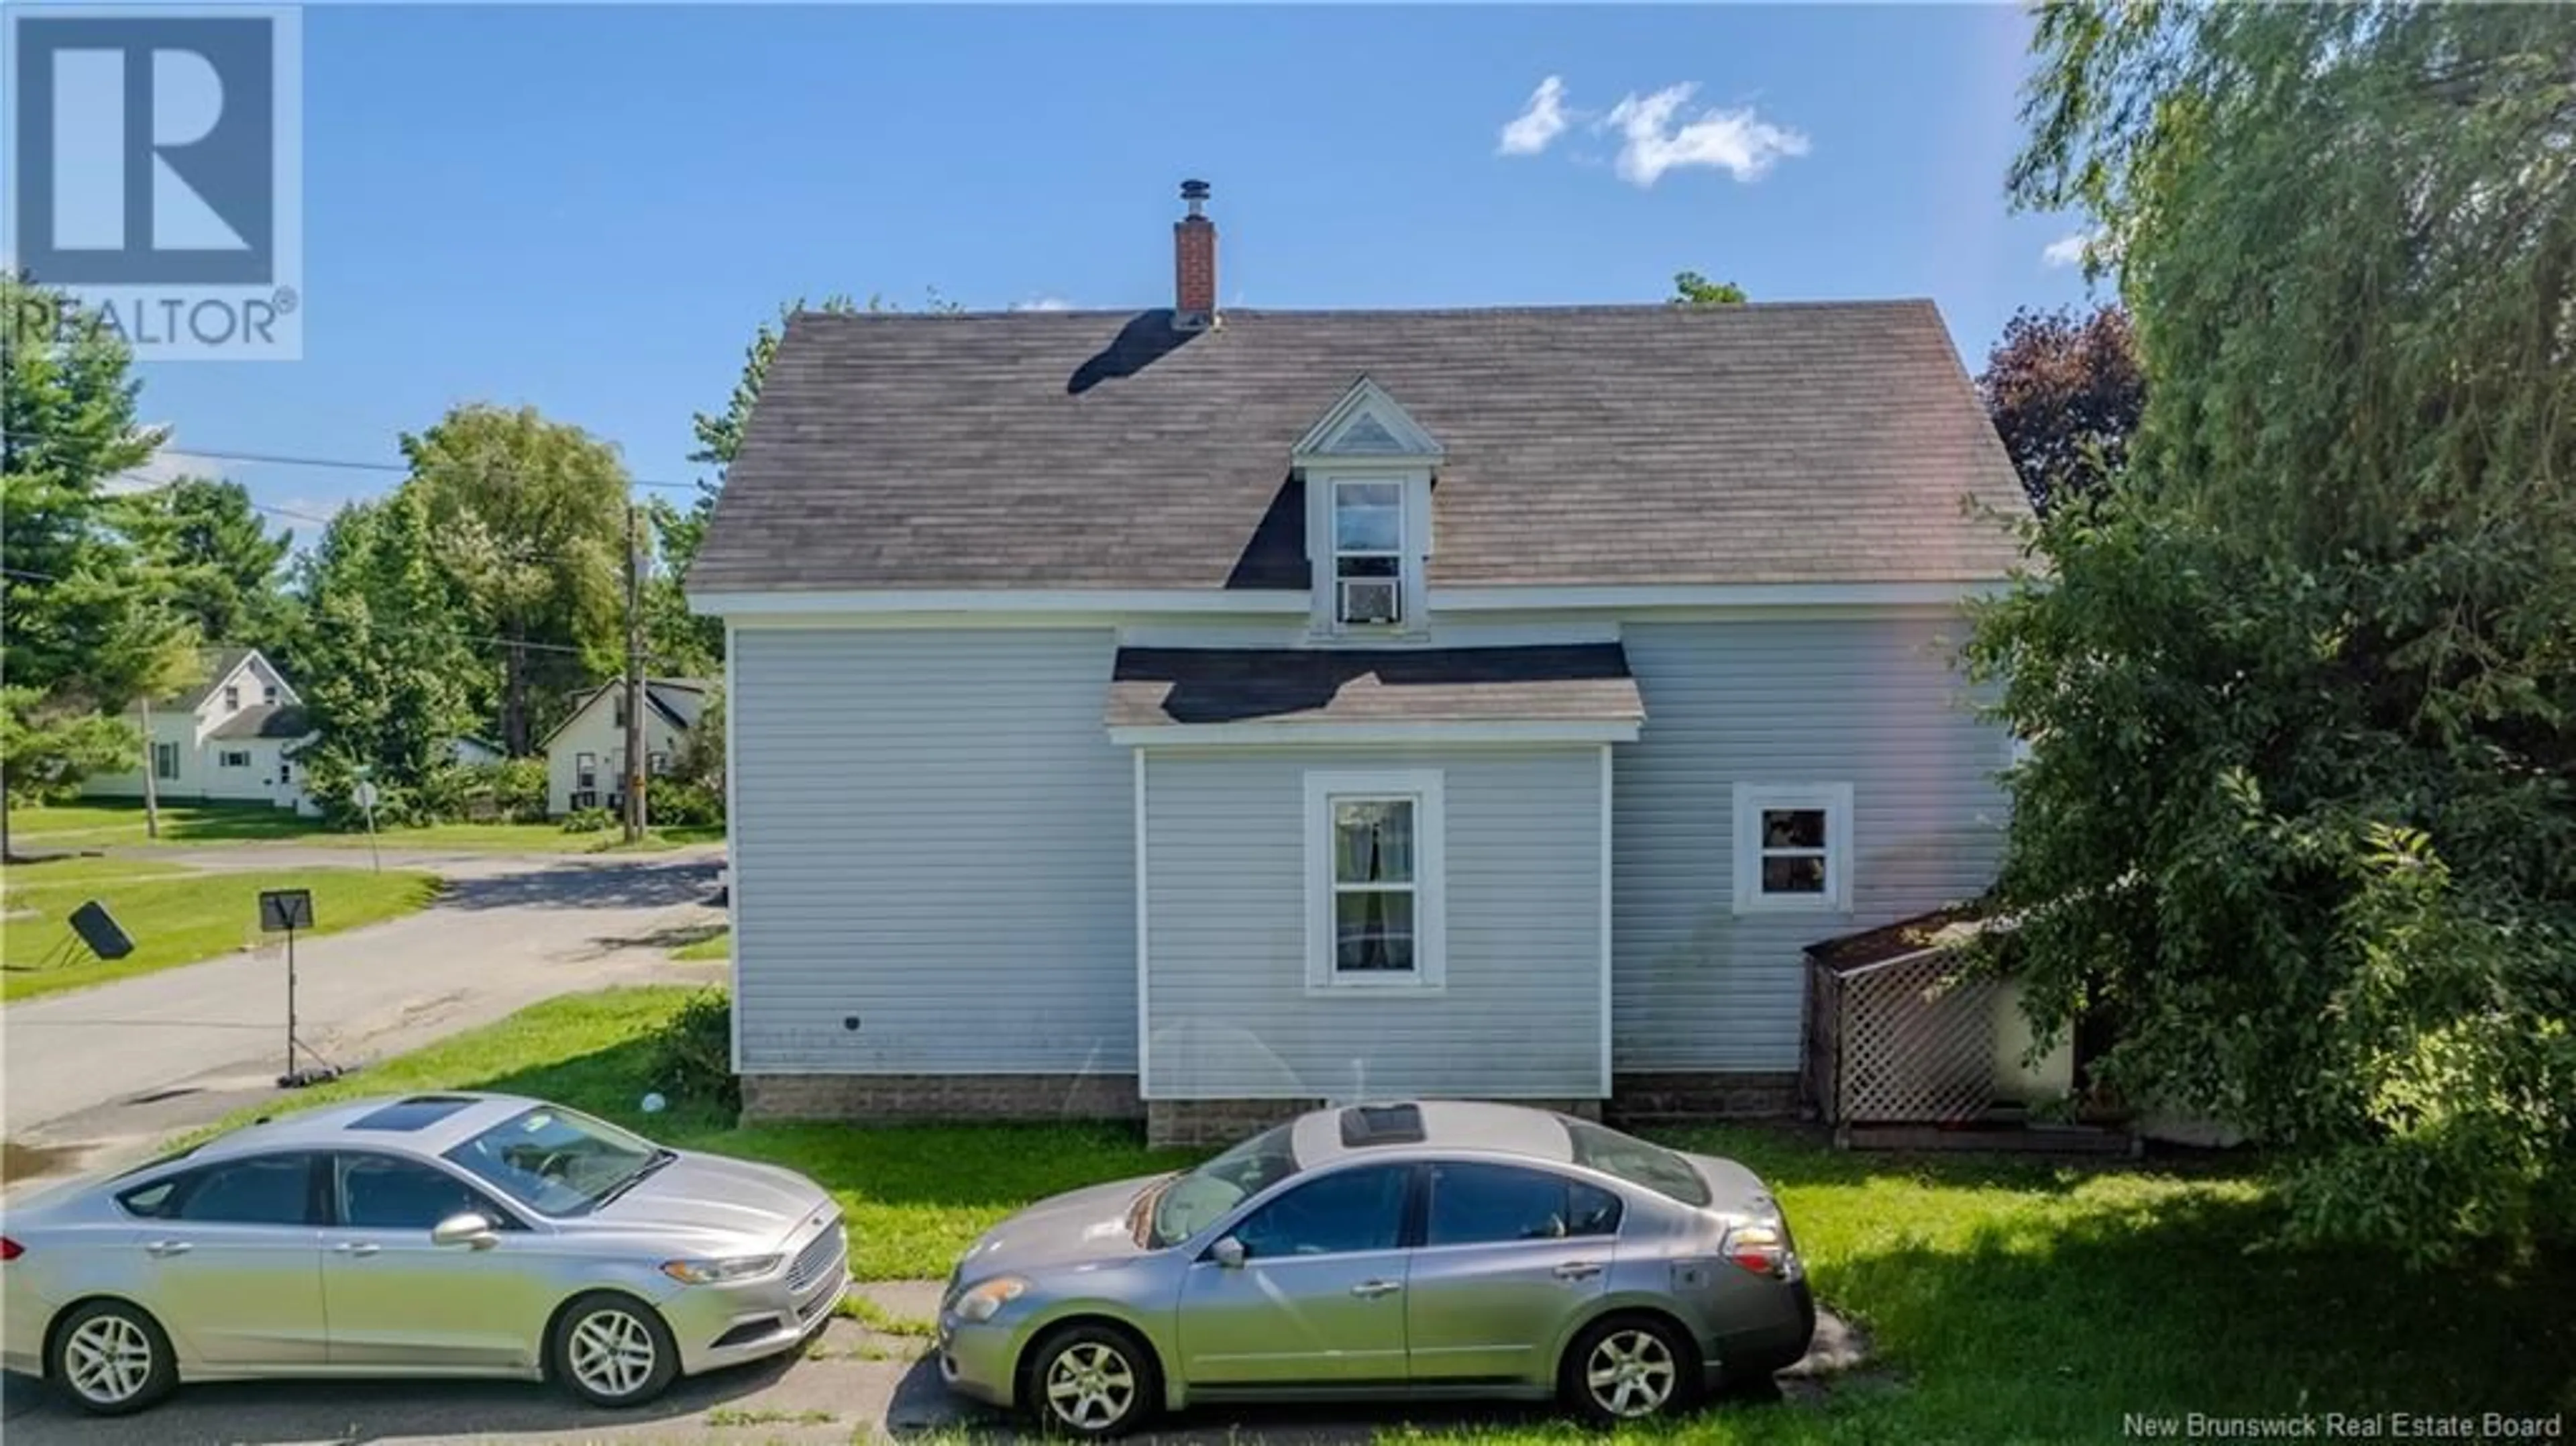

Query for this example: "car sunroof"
[1338,1103,1426,1148]
[348,1095,478,1131]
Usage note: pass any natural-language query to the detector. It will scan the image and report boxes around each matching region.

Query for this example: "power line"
[4,427,712,492]
[0,565,694,667]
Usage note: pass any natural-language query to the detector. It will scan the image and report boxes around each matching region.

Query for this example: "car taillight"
[1723,1223,1788,1278]
[0,1237,22,1262]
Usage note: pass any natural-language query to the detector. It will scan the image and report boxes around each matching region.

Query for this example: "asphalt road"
[1,847,728,1174]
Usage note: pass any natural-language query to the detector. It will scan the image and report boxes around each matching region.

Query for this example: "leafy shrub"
[649,779,724,827]
[647,988,739,1112]
[558,807,614,834]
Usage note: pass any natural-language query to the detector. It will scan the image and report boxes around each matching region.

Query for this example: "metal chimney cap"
[1179,178,1212,201]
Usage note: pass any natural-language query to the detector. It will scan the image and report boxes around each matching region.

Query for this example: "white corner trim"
[690,588,1312,619]
[1112,719,1641,748]
[1133,748,1152,1096]
[1434,581,2005,613]
[1731,781,1856,915]
[1597,744,1615,1100]
[722,620,742,1076]
[1303,769,1448,996]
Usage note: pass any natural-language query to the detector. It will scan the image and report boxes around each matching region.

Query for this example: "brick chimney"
[1173,178,1218,331]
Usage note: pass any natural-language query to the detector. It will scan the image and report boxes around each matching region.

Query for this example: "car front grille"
[786,1215,847,1296]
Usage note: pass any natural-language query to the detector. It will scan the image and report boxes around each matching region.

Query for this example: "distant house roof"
[538,678,712,749]
[692,301,2029,596]
[207,703,314,740]
[156,647,256,709]
[1106,645,1644,729]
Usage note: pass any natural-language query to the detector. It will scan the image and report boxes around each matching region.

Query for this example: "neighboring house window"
[1304,770,1446,991]
[222,684,239,711]
[1331,480,1404,628]
[218,749,252,768]
[647,751,669,776]
[153,741,180,780]
[1731,782,1854,913]
[264,683,279,704]
[575,752,598,790]
[613,692,629,729]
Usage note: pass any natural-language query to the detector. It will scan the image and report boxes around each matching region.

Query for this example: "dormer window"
[1333,481,1405,627]
[1295,376,1445,640]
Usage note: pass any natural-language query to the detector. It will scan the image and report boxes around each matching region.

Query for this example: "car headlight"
[954,1275,1029,1323]
[659,1253,783,1285]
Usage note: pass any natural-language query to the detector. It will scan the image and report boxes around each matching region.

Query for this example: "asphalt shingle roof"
[692,301,2029,595]
[1107,644,1644,728]
[207,703,313,739]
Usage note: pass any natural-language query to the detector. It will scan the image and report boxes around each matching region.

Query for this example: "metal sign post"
[354,776,382,874]
[258,888,340,1088]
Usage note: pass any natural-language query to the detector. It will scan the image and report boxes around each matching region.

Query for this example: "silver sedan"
[0,1092,847,1415]
[937,1100,1815,1437]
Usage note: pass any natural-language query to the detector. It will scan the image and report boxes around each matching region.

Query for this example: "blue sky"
[123,3,2104,531]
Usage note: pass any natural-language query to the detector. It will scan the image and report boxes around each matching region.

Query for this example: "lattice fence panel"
[1833,955,2002,1124]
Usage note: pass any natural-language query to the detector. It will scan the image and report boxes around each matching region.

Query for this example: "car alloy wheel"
[1585,1325,1680,1419]
[552,1292,680,1408]
[50,1301,176,1416]
[1044,1339,1138,1433]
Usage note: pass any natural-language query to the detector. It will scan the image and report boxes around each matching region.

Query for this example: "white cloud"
[1010,295,1073,312]
[2042,231,2096,268]
[1498,75,1572,157]
[1599,84,1808,188]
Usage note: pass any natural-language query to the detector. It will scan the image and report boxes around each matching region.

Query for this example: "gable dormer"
[1295,377,1442,639]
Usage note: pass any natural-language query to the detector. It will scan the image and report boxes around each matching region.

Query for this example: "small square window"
[222,684,239,711]
[1733,784,1853,913]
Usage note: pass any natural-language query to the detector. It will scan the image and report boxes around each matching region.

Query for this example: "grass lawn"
[1,856,441,1002]
[5,799,722,855]
[671,925,729,960]
[187,988,2576,1439]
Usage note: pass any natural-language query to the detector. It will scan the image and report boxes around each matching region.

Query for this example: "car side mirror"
[1210,1236,1246,1270]
[431,1212,498,1249]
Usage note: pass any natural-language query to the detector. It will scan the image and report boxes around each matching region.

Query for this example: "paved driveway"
[1,847,727,1177]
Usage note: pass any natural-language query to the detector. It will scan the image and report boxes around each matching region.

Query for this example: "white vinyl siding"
[1144,745,1602,1100]
[731,628,1135,1074]
[1613,616,2009,1072]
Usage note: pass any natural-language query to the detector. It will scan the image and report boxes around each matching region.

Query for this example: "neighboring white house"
[540,678,708,817]
[84,647,319,814]
[686,183,2036,1143]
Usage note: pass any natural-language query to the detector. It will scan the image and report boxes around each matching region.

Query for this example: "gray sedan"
[938,1100,1814,1437]
[0,1092,847,1415]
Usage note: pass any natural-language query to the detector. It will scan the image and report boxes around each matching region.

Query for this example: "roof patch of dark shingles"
[1108,643,1644,727]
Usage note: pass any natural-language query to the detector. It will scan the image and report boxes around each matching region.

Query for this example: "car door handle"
[1552,1260,1604,1281]
[333,1241,381,1257]
[143,1239,192,1258]
[1350,1279,1403,1299]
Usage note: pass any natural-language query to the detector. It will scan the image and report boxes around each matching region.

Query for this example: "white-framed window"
[263,683,279,704]
[1304,769,1446,992]
[1731,782,1854,914]
[575,752,598,790]
[647,751,669,776]
[152,741,181,780]
[217,749,252,768]
[1330,479,1405,629]
[221,684,239,711]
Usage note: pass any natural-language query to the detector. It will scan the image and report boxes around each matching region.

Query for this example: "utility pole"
[623,502,648,844]
[139,694,162,840]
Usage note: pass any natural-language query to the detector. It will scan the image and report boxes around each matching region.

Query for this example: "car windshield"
[1147,1123,1300,1248]
[1562,1119,1713,1207]
[442,1105,663,1216]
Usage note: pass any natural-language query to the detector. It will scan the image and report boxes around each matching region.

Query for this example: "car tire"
[1020,1321,1160,1439]
[1560,1312,1699,1427]
[49,1298,178,1416]
[550,1291,681,1408]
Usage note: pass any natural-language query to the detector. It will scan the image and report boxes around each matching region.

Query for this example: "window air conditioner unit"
[1339,578,1401,626]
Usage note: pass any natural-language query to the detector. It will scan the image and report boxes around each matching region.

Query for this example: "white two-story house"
[688,183,2033,1145]
[85,648,318,814]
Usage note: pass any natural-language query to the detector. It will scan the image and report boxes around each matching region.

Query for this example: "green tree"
[118,475,298,652]
[1968,2,2576,1260]
[1976,304,2145,514]
[0,277,202,856]
[402,404,629,754]
[1668,270,1748,306]
[294,490,478,823]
